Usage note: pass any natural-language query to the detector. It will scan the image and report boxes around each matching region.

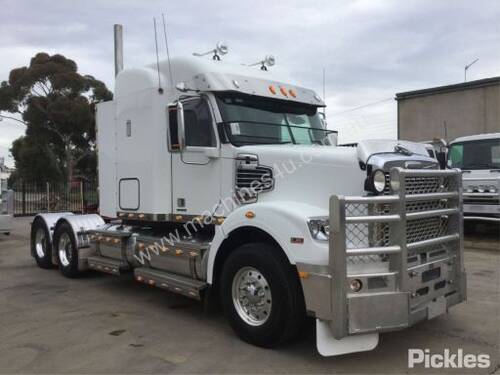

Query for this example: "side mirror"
[318,112,327,129]
[327,132,338,146]
[176,101,185,151]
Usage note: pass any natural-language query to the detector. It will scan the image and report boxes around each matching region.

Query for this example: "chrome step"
[88,255,129,275]
[134,267,208,300]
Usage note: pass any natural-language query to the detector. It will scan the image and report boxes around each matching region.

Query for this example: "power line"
[330,97,393,116]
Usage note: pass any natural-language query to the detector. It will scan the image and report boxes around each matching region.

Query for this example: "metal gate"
[10,180,98,216]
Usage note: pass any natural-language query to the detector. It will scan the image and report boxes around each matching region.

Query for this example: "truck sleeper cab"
[29,55,466,356]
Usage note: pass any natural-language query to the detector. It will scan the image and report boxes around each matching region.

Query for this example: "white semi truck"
[29,26,466,356]
[448,133,500,224]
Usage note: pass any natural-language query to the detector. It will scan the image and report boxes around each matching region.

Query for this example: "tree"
[0,52,112,185]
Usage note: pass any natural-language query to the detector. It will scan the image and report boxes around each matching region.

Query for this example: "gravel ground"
[0,217,498,374]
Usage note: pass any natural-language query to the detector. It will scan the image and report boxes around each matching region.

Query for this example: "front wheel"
[220,243,305,348]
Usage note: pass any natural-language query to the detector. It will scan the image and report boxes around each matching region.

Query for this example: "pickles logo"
[408,349,490,369]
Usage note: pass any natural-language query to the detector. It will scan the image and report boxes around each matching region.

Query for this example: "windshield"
[448,138,500,170]
[215,92,335,146]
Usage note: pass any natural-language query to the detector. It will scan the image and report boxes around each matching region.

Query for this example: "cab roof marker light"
[280,87,288,97]
[268,85,276,95]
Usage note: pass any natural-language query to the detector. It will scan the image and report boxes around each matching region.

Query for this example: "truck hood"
[236,144,365,210]
[356,139,430,163]
[235,139,435,210]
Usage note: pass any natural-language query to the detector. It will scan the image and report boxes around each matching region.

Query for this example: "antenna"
[322,67,326,115]
[161,13,174,87]
[153,17,163,93]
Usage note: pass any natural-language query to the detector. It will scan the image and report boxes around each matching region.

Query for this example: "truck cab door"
[169,97,222,216]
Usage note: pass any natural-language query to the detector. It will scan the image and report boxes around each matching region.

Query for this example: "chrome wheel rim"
[231,266,272,326]
[35,228,47,258]
[58,233,72,267]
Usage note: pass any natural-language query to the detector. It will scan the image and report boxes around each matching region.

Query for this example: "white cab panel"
[96,101,117,218]
[114,72,173,215]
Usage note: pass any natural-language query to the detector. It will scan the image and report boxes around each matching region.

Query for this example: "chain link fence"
[9,180,98,216]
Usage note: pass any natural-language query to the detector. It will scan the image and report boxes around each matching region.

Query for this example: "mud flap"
[316,319,379,356]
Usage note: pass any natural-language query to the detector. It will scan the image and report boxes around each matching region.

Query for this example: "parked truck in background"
[0,179,13,235]
[28,25,466,356]
[448,133,500,225]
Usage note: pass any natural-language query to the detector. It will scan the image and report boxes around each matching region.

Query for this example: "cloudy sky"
[1,0,499,167]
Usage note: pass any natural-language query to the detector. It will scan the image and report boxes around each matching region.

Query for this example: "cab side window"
[184,99,216,147]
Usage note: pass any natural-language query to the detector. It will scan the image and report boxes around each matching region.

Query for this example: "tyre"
[30,217,53,269]
[220,242,305,348]
[53,222,80,278]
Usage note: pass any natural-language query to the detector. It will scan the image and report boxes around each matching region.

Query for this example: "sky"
[1,0,499,167]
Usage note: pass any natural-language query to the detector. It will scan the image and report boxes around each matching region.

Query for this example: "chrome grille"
[404,175,458,195]
[236,166,273,191]
[406,216,448,244]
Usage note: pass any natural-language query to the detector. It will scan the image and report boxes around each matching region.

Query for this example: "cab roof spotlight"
[249,55,276,71]
[193,41,229,61]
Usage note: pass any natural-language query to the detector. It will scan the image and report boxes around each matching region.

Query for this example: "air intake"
[235,154,274,203]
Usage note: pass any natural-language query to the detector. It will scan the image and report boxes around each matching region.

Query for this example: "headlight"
[372,170,386,193]
[488,185,498,193]
[349,279,363,292]
[307,218,329,241]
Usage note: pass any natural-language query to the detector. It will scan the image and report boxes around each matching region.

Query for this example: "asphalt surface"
[0,217,498,374]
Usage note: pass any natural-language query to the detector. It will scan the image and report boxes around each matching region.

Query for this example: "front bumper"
[463,202,500,222]
[297,168,466,353]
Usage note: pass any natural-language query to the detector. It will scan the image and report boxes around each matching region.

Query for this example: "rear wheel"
[31,217,53,269]
[220,242,305,348]
[53,222,80,278]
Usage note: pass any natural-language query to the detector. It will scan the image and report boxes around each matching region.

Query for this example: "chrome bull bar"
[330,168,465,339]
[298,168,466,340]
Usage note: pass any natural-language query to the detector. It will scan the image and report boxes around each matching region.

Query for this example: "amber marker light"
[268,85,277,95]
[245,211,256,219]
[298,271,309,279]
[289,89,297,98]
[280,87,288,96]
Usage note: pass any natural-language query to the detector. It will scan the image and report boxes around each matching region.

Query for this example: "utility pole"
[443,121,448,142]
